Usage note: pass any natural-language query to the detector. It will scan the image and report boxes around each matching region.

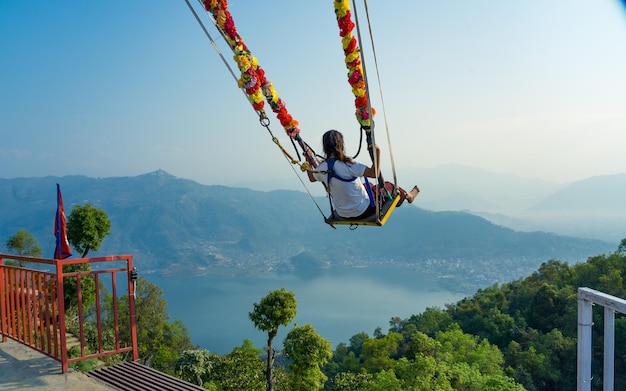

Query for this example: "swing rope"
[199,0,317,167]
[335,0,399,222]
[361,0,399,190]
[185,0,329,221]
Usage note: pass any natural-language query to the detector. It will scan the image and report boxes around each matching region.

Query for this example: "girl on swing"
[307,129,420,220]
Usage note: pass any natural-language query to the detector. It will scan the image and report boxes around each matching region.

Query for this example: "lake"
[147,265,465,354]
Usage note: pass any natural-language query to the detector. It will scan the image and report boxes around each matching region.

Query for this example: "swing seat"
[325,193,401,227]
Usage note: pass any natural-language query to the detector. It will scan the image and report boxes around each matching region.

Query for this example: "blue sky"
[1,1,625,191]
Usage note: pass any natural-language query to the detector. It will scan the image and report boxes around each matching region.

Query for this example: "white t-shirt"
[313,159,370,218]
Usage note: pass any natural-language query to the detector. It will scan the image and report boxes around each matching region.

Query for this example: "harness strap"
[363,178,375,207]
[326,158,358,185]
[326,158,375,212]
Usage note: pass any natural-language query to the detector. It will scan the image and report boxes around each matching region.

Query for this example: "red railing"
[0,253,138,373]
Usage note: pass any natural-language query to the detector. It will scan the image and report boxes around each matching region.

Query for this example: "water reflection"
[147,265,464,354]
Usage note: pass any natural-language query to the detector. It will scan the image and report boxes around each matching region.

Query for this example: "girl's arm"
[362,145,381,178]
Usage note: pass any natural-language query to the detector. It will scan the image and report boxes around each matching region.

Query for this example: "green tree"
[361,332,402,373]
[66,203,111,258]
[328,372,374,391]
[447,362,525,391]
[211,340,266,391]
[435,324,504,376]
[393,356,440,390]
[249,288,297,391]
[61,264,97,310]
[347,332,369,358]
[326,343,362,376]
[406,306,454,337]
[283,323,332,391]
[366,369,402,391]
[5,229,42,266]
[63,203,111,310]
[404,330,439,360]
[617,238,626,254]
[112,277,194,373]
[174,349,214,386]
[326,332,370,376]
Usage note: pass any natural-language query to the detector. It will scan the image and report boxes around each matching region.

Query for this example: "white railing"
[578,287,626,391]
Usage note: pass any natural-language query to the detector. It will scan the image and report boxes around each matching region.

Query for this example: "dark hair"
[322,130,352,163]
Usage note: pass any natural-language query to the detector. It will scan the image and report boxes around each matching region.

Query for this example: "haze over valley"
[1,166,622,293]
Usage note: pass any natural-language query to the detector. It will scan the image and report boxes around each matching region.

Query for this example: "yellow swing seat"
[325,193,401,227]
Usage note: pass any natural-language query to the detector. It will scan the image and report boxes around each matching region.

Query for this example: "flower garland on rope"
[334,0,374,128]
[203,0,300,138]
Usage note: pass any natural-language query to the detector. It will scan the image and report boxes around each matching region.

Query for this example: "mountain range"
[0,168,621,293]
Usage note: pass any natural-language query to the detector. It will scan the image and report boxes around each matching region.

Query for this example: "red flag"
[54,183,72,259]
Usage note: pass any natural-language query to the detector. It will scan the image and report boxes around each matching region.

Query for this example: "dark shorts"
[341,205,376,220]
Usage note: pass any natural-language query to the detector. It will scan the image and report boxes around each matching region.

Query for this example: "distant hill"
[394,165,626,242]
[526,173,626,214]
[0,170,616,293]
[396,164,564,214]
[516,174,626,241]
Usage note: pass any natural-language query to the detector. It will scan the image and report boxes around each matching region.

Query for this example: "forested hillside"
[328,240,626,390]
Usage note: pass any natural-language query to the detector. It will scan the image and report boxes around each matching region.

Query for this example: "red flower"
[352,79,365,89]
[337,13,354,36]
[279,115,292,127]
[277,107,287,118]
[257,68,266,83]
[355,96,368,107]
[245,87,258,95]
[225,18,237,40]
[346,58,360,68]
[344,37,357,54]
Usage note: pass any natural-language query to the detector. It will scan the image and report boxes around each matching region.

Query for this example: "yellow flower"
[249,90,263,103]
[335,0,350,18]
[341,35,352,50]
[216,10,227,28]
[235,55,251,71]
[206,0,301,138]
[226,38,237,48]
[268,86,279,103]
[345,52,359,64]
